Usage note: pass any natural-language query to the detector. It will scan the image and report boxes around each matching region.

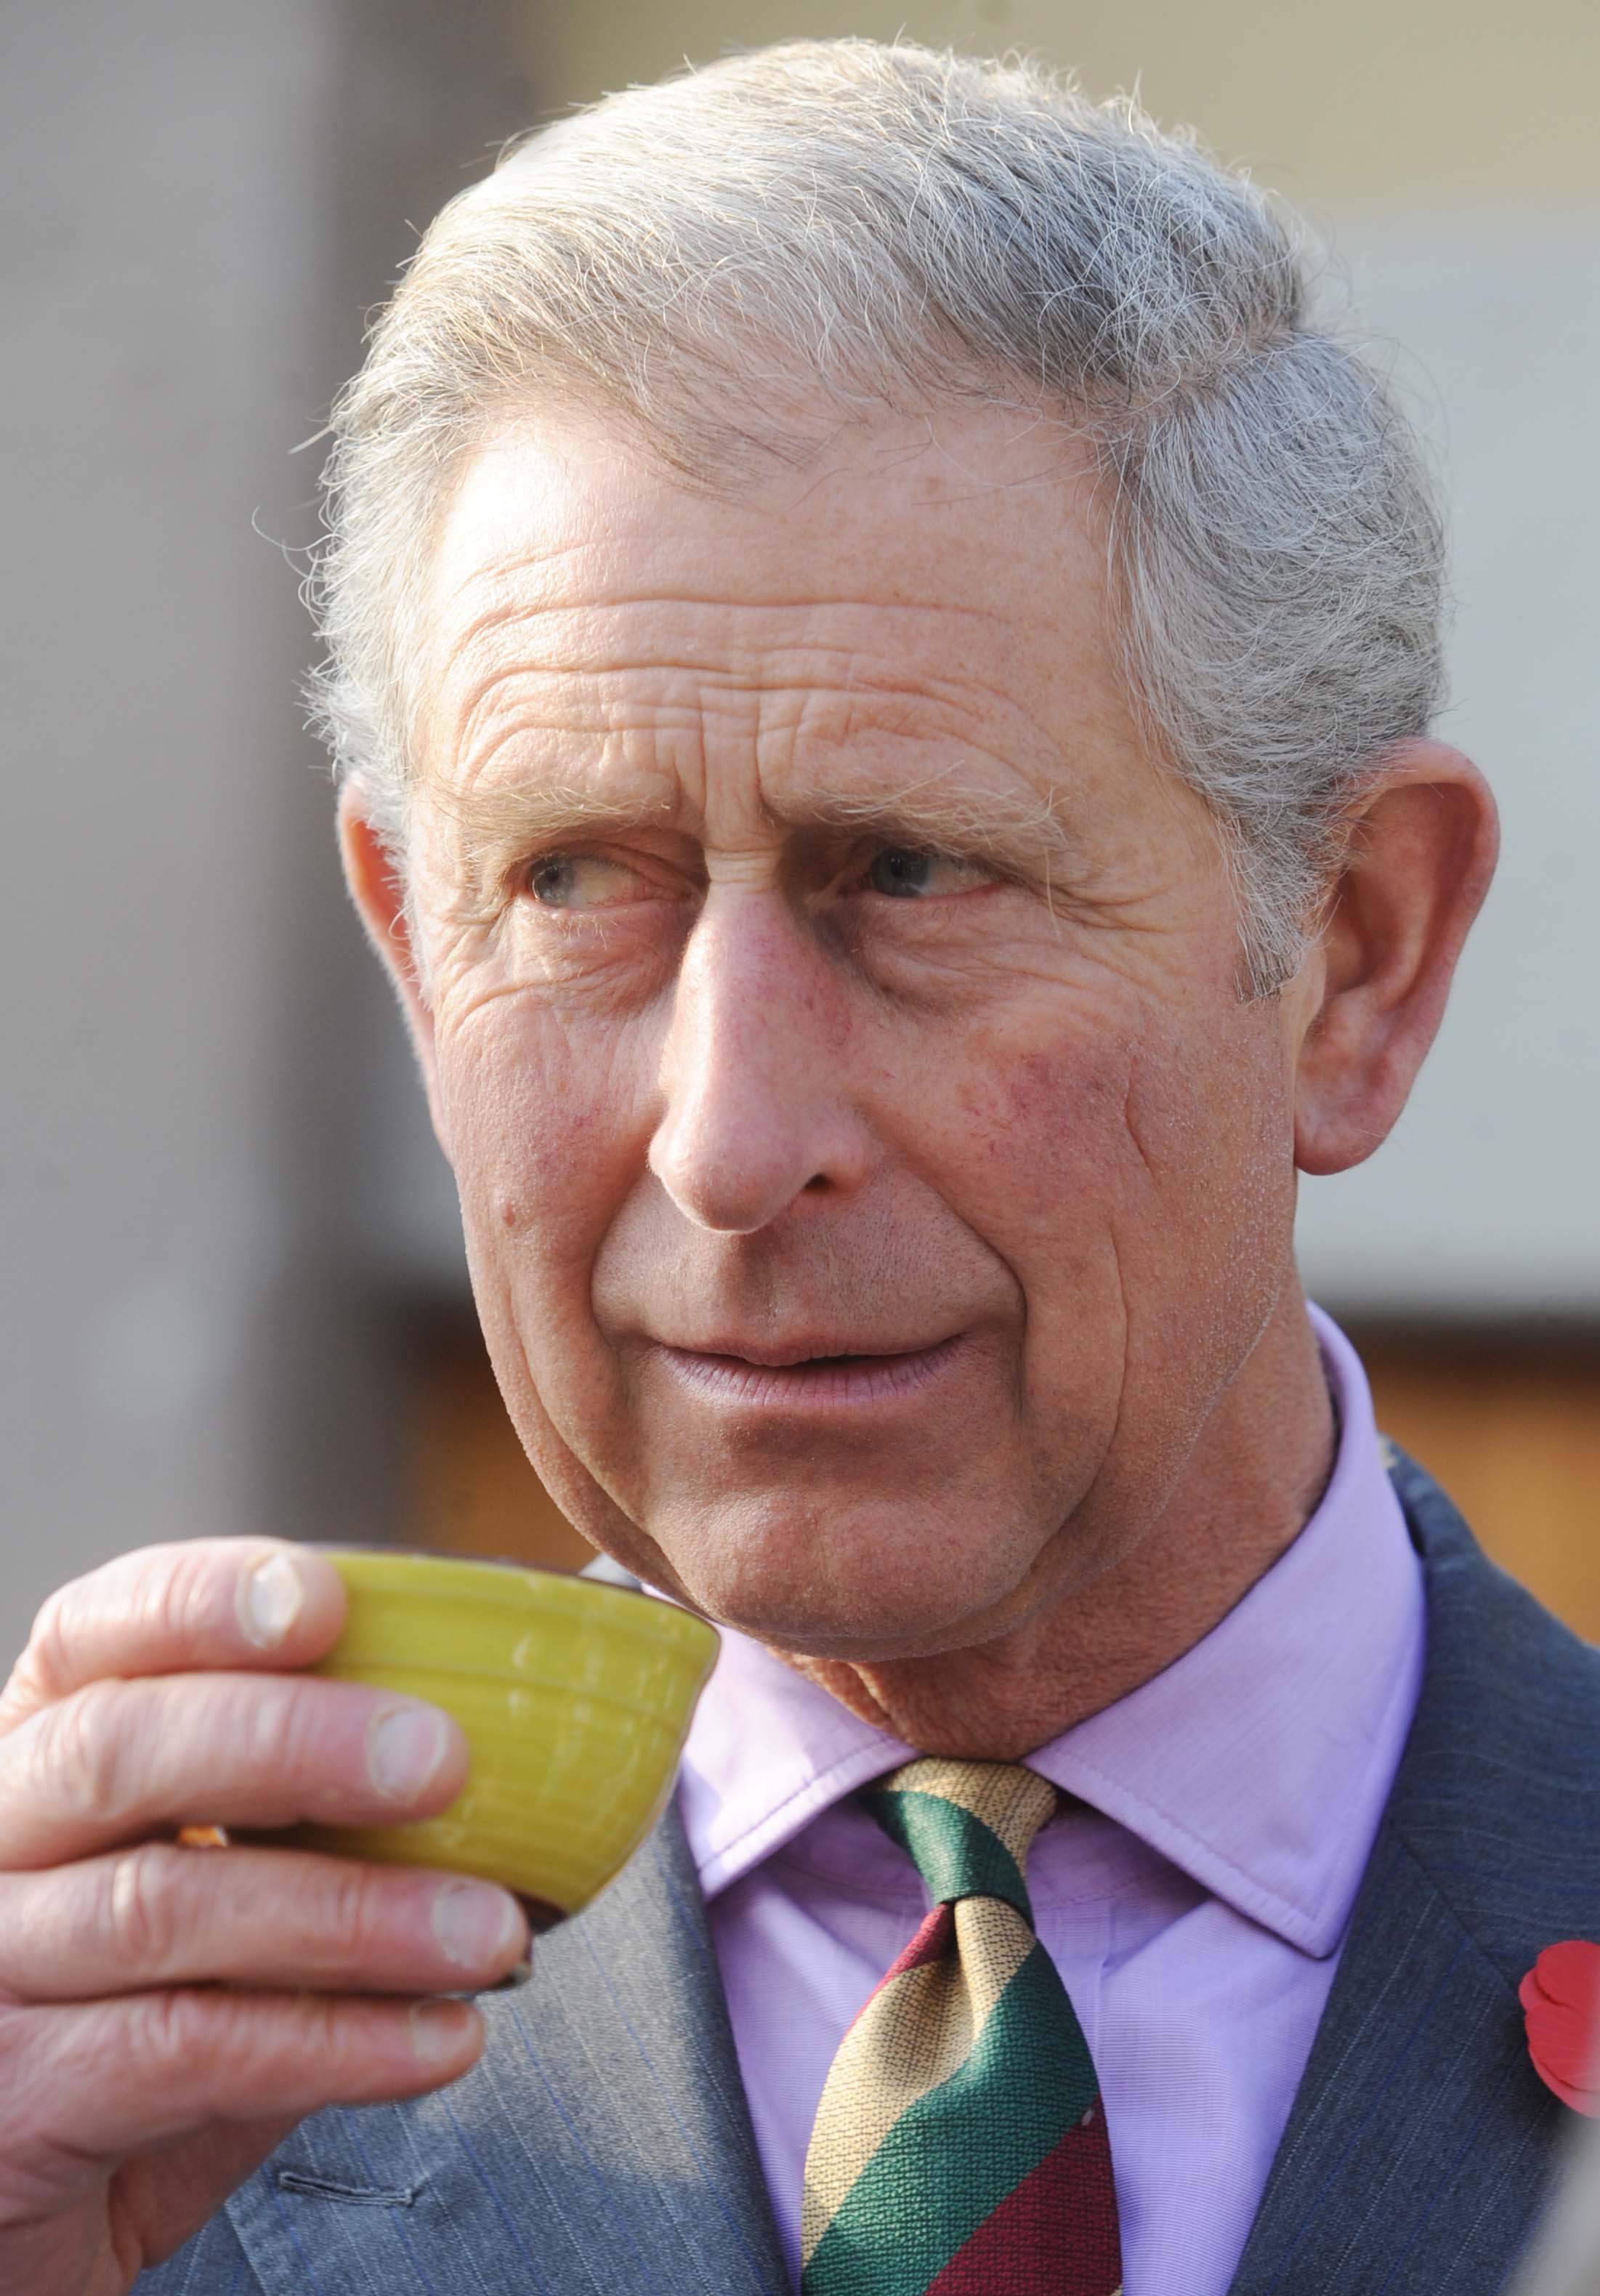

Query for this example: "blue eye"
[530,858,578,906]
[525,854,652,910]
[863,847,990,899]
[867,848,935,897]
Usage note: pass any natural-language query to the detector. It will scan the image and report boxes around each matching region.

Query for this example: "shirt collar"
[677,1305,1424,1958]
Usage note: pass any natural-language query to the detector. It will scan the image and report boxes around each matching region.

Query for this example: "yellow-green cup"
[292,1549,719,1925]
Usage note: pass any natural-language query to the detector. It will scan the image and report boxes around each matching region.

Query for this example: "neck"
[786,1290,1338,1758]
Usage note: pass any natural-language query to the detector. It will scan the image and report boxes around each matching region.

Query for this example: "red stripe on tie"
[921,2109,1121,2296]
[840,1904,954,2040]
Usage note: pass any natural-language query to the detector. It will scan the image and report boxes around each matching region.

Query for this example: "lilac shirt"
[676,1308,1426,2296]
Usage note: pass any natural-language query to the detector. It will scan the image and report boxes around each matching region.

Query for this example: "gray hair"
[308,37,1445,992]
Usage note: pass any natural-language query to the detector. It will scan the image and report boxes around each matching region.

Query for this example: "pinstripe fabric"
[136,1455,1600,2295]
[139,1808,784,2296]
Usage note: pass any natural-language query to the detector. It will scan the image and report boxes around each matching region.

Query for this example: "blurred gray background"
[4,0,1596,1658]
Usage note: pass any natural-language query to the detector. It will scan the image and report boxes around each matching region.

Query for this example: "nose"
[647,892,875,1234]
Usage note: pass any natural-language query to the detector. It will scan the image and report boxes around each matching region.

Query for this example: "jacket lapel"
[1230,1452,1591,2295]
[226,1802,788,2296]
[1227,1826,1560,2294]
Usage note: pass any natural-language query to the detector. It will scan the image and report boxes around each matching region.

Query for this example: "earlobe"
[336,788,450,1155]
[1293,742,1498,1178]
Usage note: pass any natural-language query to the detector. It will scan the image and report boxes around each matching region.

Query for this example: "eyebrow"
[437,769,1081,893]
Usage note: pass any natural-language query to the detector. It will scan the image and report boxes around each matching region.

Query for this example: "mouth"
[651,1334,966,1410]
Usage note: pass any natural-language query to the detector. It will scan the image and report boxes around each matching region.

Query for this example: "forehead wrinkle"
[443,616,1061,796]
[428,534,627,661]
[433,577,1027,736]
[448,657,1073,827]
[440,542,1030,637]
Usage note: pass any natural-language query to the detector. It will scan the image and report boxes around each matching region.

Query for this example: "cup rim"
[305,1541,711,1629]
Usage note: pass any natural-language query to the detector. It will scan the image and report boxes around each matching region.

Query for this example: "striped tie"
[800,1758,1122,2295]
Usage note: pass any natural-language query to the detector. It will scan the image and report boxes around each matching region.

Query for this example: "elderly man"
[1,38,1593,2296]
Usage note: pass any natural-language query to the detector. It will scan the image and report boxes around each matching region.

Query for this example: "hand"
[0,1539,530,2296]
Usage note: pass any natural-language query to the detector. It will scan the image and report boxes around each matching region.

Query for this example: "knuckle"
[23,1594,70,1700]
[146,1543,211,1650]
[120,1985,194,2070]
[238,1675,310,1788]
[4,1580,84,1715]
[118,1984,259,2093]
[321,1862,394,1970]
[244,1678,370,1826]
[98,1845,186,1971]
[123,1983,254,2078]
[36,1681,144,1835]
[289,1991,344,2059]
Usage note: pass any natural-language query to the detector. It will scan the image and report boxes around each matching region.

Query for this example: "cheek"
[1009,1047,1126,1164]
[436,1001,650,1293]
[933,1037,1143,1249]
[925,1004,1296,1334]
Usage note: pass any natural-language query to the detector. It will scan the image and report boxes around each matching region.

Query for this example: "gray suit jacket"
[140,1455,1598,2295]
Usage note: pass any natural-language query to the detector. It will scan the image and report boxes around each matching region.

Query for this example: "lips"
[658,1335,950,1367]
[650,1334,966,1410]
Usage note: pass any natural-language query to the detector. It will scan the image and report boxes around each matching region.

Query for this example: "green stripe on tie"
[863,1788,1032,1917]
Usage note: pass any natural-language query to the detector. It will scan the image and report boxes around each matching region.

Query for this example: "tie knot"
[861,1758,1056,1918]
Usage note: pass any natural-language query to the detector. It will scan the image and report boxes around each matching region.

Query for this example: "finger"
[0,1673,469,1869]
[0,1843,530,2000]
[0,1540,347,1735]
[0,1987,485,2164]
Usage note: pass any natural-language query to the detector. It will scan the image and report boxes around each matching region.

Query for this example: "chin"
[653,1491,1044,1663]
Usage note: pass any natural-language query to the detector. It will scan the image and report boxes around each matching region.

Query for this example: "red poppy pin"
[1520,1941,1600,2114]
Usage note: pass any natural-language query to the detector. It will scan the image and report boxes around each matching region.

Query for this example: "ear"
[1294,740,1498,1176]
[336,786,450,1158]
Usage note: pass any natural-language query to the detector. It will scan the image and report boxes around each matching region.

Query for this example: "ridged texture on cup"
[294,1553,719,1916]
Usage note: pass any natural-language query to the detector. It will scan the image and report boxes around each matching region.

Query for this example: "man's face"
[397,409,1307,1662]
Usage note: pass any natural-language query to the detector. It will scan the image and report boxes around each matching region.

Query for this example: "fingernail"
[489,1957,534,1992]
[368,1705,451,1800]
[431,1880,523,1970]
[238,1553,306,1649]
[408,1998,477,2062]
